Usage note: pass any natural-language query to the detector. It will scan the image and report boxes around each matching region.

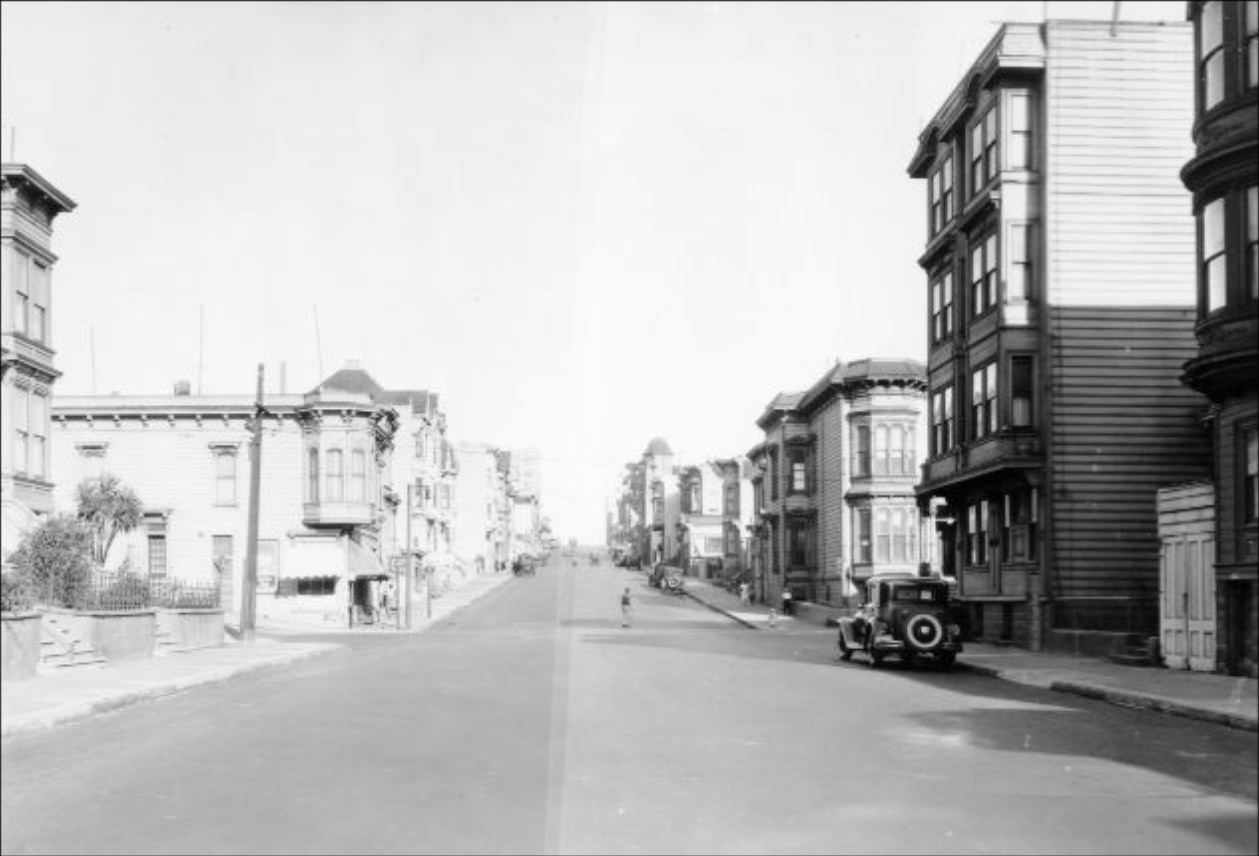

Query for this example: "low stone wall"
[68,610,157,662]
[156,609,224,652]
[1,612,42,681]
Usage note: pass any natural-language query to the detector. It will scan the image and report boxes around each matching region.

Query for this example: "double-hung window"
[1248,185,1258,302]
[349,449,367,502]
[970,107,998,194]
[853,424,871,477]
[213,448,237,505]
[1008,91,1032,170]
[724,482,739,516]
[326,449,344,502]
[306,448,320,502]
[788,447,808,494]
[1244,427,1258,525]
[1011,356,1035,428]
[972,363,998,440]
[970,233,998,317]
[12,252,29,338]
[1247,0,1258,88]
[1204,197,1228,312]
[929,154,954,235]
[1200,1,1226,110]
[968,501,988,566]
[931,387,955,456]
[1002,489,1039,563]
[931,271,954,342]
[12,387,48,478]
[854,507,872,564]
[1008,223,1032,302]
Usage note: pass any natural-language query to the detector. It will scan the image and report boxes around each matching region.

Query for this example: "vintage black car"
[836,574,962,669]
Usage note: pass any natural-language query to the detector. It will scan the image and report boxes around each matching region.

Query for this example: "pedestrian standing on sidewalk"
[738,581,750,606]
[621,586,633,628]
[781,586,793,617]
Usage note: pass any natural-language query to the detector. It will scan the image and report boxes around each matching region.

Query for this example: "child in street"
[621,586,633,628]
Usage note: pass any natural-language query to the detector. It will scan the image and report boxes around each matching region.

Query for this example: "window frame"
[1243,425,1258,527]
[1200,0,1226,110]
[969,106,998,196]
[931,386,955,456]
[1010,355,1035,428]
[972,362,998,440]
[970,231,999,318]
[967,500,989,566]
[326,448,344,502]
[349,448,367,502]
[1203,196,1229,313]
[213,448,238,506]
[931,269,954,343]
[306,447,320,503]
[853,424,871,477]
[929,152,954,236]
[1007,90,1032,171]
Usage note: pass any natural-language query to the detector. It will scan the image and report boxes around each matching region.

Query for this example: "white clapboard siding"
[1045,21,1196,309]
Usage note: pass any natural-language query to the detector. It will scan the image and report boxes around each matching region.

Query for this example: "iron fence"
[70,572,221,612]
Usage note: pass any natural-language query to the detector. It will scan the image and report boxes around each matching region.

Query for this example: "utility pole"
[405,483,414,630]
[240,363,264,642]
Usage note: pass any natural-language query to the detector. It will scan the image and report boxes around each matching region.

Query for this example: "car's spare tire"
[904,613,945,651]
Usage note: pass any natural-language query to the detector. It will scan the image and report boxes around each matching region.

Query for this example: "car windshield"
[890,585,946,605]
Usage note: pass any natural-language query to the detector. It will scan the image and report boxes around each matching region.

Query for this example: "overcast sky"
[1,1,1185,542]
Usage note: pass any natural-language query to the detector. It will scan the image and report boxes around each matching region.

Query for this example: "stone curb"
[0,643,341,740]
[958,661,1257,733]
[1048,679,1258,733]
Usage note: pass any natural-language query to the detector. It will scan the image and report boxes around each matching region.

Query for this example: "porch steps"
[38,614,107,672]
[1108,635,1162,668]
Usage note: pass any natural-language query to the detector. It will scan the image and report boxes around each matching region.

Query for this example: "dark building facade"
[908,21,1212,651]
[1180,1,1258,676]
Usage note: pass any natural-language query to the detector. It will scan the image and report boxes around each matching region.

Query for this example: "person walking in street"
[621,586,633,628]
[738,581,750,606]
[781,586,793,617]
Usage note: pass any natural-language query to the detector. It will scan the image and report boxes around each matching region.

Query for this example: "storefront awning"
[347,538,389,580]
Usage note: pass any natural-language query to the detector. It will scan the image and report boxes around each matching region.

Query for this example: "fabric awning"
[347,538,389,580]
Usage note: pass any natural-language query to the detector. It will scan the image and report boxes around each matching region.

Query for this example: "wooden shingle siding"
[1048,306,1212,599]
[1045,22,1195,309]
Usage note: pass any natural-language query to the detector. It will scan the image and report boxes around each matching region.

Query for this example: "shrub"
[1,571,35,613]
[7,515,94,609]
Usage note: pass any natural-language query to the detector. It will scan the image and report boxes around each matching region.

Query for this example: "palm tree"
[76,474,144,566]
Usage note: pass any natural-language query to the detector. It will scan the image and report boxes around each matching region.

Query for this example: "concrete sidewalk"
[0,572,518,740]
[682,576,1258,733]
[253,570,516,636]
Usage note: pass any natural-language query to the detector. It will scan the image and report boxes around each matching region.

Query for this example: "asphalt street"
[2,556,1256,855]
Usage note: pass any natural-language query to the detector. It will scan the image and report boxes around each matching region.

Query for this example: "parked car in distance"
[648,563,684,591]
[836,574,962,669]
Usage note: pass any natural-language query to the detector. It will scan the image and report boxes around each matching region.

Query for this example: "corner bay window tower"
[908,20,1212,650]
